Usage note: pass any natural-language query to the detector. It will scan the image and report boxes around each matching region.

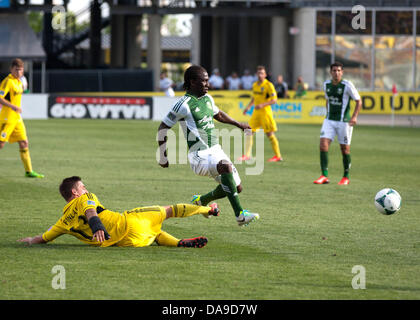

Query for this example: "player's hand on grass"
[17,237,34,245]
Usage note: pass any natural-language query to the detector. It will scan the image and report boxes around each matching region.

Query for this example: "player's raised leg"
[217,160,259,226]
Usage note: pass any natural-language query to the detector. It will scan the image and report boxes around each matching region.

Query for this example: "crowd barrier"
[19,90,420,122]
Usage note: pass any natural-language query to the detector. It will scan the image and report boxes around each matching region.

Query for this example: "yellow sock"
[245,133,253,157]
[19,147,33,173]
[171,204,210,218]
[269,135,281,158]
[155,231,180,247]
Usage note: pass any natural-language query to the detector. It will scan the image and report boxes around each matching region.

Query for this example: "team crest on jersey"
[1,131,6,139]
[206,101,212,109]
[87,200,96,206]
[0,90,4,96]
[337,88,343,94]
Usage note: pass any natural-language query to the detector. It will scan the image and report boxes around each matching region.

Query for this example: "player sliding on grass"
[157,65,260,227]
[314,61,362,185]
[17,176,219,248]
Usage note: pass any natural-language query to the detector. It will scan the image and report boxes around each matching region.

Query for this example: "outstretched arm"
[17,235,47,245]
[214,110,251,131]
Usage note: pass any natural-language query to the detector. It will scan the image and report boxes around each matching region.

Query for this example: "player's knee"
[0,142,4,149]
[217,161,232,174]
[237,185,243,193]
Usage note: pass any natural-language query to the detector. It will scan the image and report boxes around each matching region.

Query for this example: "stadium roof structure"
[78,33,192,51]
[0,13,46,61]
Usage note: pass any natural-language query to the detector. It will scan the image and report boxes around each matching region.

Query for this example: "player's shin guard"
[320,151,328,177]
[155,231,180,247]
[171,204,212,218]
[342,153,351,178]
[221,173,243,217]
[19,147,33,173]
[200,184,226,206]
[268,135,281,158]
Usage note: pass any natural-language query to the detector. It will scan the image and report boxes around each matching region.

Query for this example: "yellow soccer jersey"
[252,79,277,112]
[42,193,129,247]
[0,74,23,122]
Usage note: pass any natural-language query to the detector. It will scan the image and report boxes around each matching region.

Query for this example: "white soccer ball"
[374,188,401,215]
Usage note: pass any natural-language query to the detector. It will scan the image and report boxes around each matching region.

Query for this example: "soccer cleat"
[25,171,44,178]
[177,237,208,248]
[191,194,202,206]
[338,177,350,185]
[238,155,251,161]
[236,210,260,227]
[268,156,283,162]
[313,175,329,184]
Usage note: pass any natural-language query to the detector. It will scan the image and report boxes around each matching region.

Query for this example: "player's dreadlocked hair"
[59,176,82,201]
[183,65,206,91]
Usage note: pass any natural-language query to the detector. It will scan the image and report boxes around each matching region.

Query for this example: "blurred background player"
[240,69,256,90]
[275,74,289,98]
[0,58,44,178]
[313,62,362,185]
[293,76,308,98]
[17,176,219,248]
[240,65,283,162]
[159,71,175,97]
[157,65,259,227]
[225,71,242,90]
[208,68,224,90]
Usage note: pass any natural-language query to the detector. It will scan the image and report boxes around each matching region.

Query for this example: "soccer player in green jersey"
[157,65,260,227]
[314,62,362,185]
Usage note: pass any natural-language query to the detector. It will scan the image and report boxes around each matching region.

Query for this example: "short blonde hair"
[11,58,24,68]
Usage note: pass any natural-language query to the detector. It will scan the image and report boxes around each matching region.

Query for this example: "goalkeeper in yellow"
[17,176,219,248]
[239,65,283,162]
[0,58,44,178]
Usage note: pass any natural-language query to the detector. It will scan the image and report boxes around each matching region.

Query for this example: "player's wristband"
[88,216,110,240]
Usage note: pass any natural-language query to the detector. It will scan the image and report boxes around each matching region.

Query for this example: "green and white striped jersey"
[162,93,220,151]
[323,79,360,122]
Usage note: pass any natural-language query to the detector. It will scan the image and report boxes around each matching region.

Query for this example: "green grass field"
[1,119,419,300]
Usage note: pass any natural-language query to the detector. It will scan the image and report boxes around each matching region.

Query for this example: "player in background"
[239,66,283,162]
[0,58,44,178]
[18,176,219,248]
[157,65,260,227]
[313,62,362,185]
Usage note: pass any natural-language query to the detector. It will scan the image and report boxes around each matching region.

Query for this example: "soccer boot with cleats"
[191,194,202,205]
[25,171,44,178]
[177,237,208,248]
[268,156,283,162]
[338,177,350,185]
[238,155,251,161]
[313,175,329,184]
[236,210,260,227]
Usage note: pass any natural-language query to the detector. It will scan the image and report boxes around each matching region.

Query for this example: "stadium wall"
[21,91,420,122]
